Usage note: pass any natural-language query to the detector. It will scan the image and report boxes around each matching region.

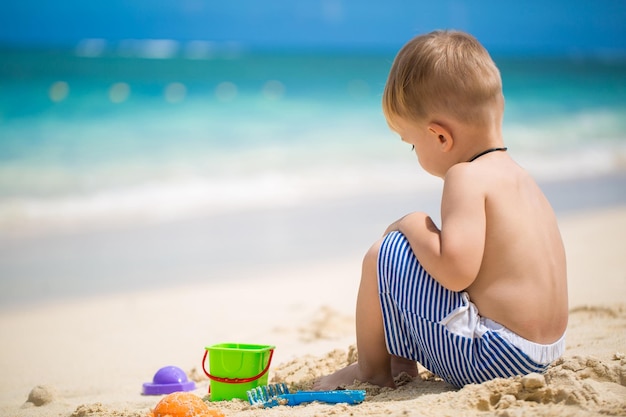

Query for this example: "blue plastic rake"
[246,383,366,408]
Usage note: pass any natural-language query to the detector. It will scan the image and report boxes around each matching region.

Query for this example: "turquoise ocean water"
[1,47,625,235]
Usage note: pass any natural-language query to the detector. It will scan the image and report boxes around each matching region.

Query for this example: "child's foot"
[313,362,396,391]
[313,363,359,391]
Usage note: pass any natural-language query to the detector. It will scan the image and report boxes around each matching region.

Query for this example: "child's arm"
[385,164,486,291]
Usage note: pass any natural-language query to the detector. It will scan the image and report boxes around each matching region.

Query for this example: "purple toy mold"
[142,366,196,395]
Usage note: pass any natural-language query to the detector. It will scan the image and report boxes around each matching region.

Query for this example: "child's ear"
[428,122,454,152]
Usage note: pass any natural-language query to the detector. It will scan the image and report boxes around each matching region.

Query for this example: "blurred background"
[1,1,625,308]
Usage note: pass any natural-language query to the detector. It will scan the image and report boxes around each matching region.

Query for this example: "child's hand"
[384,212,434,236]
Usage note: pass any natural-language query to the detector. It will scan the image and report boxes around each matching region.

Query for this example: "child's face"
[389,117,441,176]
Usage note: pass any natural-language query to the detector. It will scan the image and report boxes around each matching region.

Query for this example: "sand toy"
[202,343,275,401]
[143,366,196,395]
[150,392,224,417]
[247,383,366,408]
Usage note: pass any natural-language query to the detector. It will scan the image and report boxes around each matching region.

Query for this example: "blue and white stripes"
[377,231,553,388]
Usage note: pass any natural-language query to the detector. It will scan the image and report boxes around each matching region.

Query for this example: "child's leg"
[314,239,397,390]
[391,355,418,378]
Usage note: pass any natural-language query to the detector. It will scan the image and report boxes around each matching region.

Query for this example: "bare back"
[465,154,568,344]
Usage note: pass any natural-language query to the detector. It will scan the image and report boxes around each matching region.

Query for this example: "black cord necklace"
[467,147,507,162]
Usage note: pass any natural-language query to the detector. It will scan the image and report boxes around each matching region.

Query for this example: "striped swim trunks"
[377,231,565,388]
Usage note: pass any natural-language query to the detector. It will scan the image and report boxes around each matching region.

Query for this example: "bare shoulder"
[444,161,488,187]
[442,159,498,198]
[445,155,518,179]
[443,155,550,218]
[474,157,550,223]
[448,155,535,195]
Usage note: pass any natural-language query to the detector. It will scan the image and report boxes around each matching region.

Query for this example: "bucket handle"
[202,348,274,384]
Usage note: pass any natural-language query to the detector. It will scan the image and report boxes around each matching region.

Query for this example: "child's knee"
[363,237,384,268]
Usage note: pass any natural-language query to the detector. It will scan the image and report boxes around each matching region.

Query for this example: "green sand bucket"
[202,343,275,401]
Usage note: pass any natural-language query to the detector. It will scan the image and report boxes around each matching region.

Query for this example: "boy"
[314,30,568,390]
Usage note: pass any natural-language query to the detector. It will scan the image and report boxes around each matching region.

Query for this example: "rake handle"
[280,390,366,406]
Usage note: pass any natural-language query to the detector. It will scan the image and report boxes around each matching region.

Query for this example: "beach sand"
[1,200,625,416]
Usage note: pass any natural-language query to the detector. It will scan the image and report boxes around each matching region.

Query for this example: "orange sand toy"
[150,392,225,417]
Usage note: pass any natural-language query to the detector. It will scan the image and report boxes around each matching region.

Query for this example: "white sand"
[1,206,625,417]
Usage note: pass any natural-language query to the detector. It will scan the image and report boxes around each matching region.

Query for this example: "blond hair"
[383,30,503,128]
